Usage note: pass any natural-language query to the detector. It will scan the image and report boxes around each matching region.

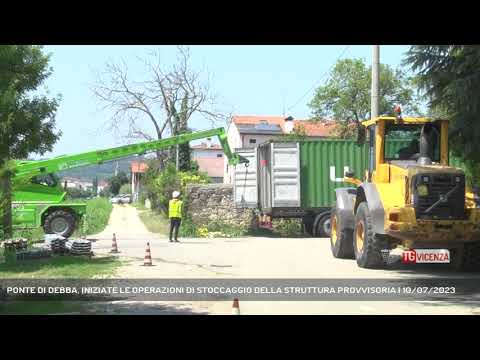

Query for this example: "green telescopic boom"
[13,127,247,183]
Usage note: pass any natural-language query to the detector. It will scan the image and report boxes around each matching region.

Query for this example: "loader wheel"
[314,212,331,238]
[353,202,387,269]
[330,205,354,259]
[451,243,480,272]
[43,210,76,238]
[463,243,480,271]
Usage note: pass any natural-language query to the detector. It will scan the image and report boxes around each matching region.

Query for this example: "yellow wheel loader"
[330,108,480,270]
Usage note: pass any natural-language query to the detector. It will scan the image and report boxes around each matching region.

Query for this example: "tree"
[404,45,480,184]
[0,46,61,239]
[66,187,93,199]
[92,176,99,196]
[107,171,129,196]
[142,161,209,213]
[119,183,131,195]
[308,58,423,138]
[280,123,308,141]
[91,46,228,169]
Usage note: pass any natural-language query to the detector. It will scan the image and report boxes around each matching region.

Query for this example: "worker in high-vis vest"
[168,191,183,243]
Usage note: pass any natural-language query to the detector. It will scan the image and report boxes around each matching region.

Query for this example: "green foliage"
[138,210,169,235]
[83,198,113,235]
[404,45,480,185]
[0,46,60,239]
[271,219,303,236]
[12,227,45,245]
[178,217,246,238]
[66,187,94,199]
[308,58,423,138]
[0,255,120,279]
[107,171,129,196]
[143,162,180,212]
[99,187,112,198]
[279,123,308,141]
[0,46,61,159]
[178,216,197,237]
[119,183,131,195]
[92,176,99,196]
[199,221,246,238]
[143,161,210,212]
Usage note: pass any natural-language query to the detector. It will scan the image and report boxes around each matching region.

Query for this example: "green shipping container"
[299,140,368,209]
[256,140,372,216]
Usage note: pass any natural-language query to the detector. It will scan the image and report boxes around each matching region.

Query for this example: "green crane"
[8,127,247,238]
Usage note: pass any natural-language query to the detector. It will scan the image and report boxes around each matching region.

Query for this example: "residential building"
[97,181,108,195]
[62,177,94,191]
[191,138,225,183]
[131,161,148,202]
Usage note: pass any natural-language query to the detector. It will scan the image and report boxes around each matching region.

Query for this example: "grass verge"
[0,255,122,314]
[138,209,169,235]
[83,197,113,235]
[0,255,121,279]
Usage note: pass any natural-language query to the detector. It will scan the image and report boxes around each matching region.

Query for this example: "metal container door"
[271,142,300,208]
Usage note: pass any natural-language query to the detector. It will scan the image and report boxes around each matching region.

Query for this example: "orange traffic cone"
[110,233,119,253]
[143,242,153,266]
[232,298,240,315]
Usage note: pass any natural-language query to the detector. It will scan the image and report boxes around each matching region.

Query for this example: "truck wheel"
[314,212,331,238]
[43,210,76,238]
[353,202,387,269]
[330,205,354,259]
[302,218,314,236]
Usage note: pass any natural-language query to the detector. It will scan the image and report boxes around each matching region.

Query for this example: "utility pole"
[371,45,380,119]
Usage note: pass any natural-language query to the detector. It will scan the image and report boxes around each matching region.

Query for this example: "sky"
[40,45,411,158]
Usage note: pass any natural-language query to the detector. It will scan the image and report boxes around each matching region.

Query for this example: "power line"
[286,45,351,113]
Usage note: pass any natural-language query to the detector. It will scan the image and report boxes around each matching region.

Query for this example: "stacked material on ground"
[16,248,52,260]
[44,234,67,253]
[65,239,92,256]
[2,238,28,251]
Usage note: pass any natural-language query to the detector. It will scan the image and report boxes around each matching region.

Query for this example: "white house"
[191,138,225,183]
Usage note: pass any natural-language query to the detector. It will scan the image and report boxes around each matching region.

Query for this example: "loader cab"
[359,111,449,183]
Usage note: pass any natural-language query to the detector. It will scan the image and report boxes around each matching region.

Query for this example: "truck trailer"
[233,138,465,238]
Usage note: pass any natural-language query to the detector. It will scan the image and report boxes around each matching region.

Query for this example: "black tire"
[302,218,314,236]
[353,202,388,269]
[451,243,480,272]
[43,210,76,238]
[330,204,354,259]
[314,212,331,238]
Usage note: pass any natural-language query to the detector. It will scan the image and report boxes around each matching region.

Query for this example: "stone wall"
[185,184,256,229]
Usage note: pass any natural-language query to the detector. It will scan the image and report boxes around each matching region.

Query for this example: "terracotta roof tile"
[131,161,148,173]
[232,115,335,137]
[191,143,223,150]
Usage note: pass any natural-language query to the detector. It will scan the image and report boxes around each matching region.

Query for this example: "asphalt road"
[89,204,480,315]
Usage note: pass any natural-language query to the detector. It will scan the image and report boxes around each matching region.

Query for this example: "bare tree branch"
[90,46,228,167]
